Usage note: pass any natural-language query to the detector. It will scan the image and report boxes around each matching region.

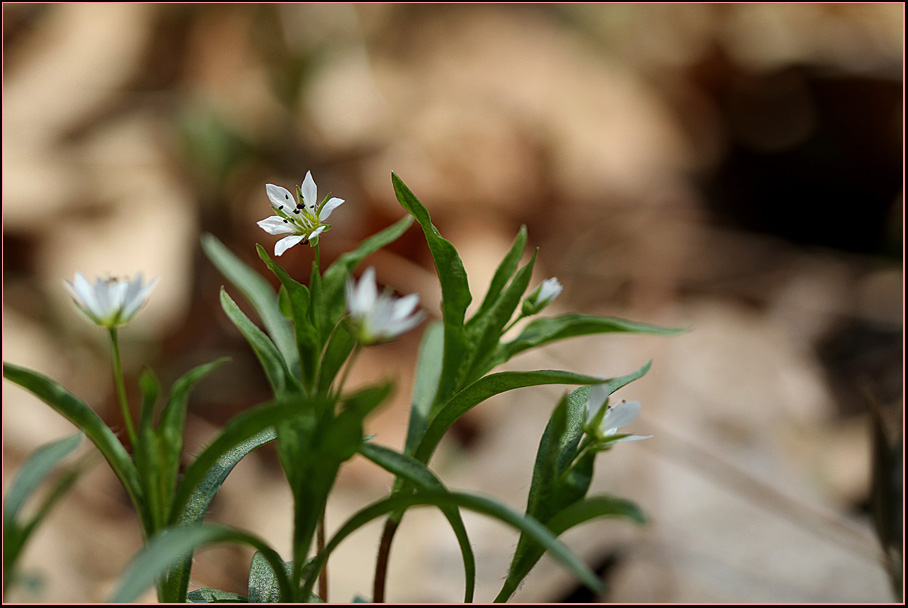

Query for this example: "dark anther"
[293,209,300,214]
[283,219,289,223]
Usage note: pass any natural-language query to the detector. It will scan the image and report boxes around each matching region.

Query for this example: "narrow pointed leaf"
[300,490,604,600]
[109,525,292,603]
[392,173,471,404]
[460,251,537,385]
[2,363,146,529]
[415,369,613,464]
[467,226,527,331]
[359,442,476,602]
[497,495,645,602]
[2,432,82,524]
[201,233,299,376]
[403,321,443,456]
[219,288,298,395]
[493,314,686,367]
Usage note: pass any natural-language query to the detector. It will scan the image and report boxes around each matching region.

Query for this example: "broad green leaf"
[415,369,613,464]
[109,525,292,603]
[300,490,604,601]
[219,288,298,395]
[359,442,476,602]
[2,363,148,531]
[497,495,645,602]
[248,551,294,603]
[2,432,82,523]
[403,321,443,456]
[201,233,299,376]
[187,588,249,603]
[392,173,471,405]
[493,314,686,367]
[467,226,527,331]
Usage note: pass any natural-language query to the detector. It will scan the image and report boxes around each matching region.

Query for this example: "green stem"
[501,313,527,336]
[108,328,137,448]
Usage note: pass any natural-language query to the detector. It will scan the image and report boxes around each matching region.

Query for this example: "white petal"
[266,184,295,211]
[275,234,306,256]
[585,381,610,423]
[258,216,296,235]
[308,225,326,242]
[613,434,652,442]
[318,197,344,221]
[301,171,318,210]
[360,268,378,305]
[602,400,641,430]
[391,293,420,320]
[539,278,563,303]
[122,276,157,320]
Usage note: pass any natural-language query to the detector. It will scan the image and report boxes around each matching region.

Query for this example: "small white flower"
[585,382,651,443]
[65,272,157,328]
[521,277,563,316]
[345,267,426,344]
[257,171,345,256]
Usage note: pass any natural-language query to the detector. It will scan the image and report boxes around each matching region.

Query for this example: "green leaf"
[248,551,294,603]
[162,412,278,603]
[300,490,604,601]
[359,442,476,602]
[137,368,161,432]
[3,434,89,595]
[467,226,527,331]
[187,588,249,603]
[201,233,299,377]
[460,251,537,385]
[109,525,292,603]
[493,314,686,367]
[403,321,443,456]
[156,358,231,515]
[219,288,299,395]
[415,369,614,464]
[392,173,471,405]
[497,494,645,602]
[257,245,319,387]
[2,363,147,531]
[316,321,356,395]
[2,432,82,524]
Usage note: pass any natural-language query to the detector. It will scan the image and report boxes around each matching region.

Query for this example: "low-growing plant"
[3,171,683,603]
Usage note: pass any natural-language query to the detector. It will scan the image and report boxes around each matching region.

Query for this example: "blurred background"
[2,3,903,603]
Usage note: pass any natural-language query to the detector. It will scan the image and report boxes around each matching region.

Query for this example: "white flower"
[257,171,345,256]
[345,267,426,344]
[65,272,157,328]
[521,277,563,316]
[585,382,651,443]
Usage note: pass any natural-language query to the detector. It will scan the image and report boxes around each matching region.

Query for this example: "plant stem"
[108,328,137,448]
[373,516,400,602]
[318,509,328,602]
